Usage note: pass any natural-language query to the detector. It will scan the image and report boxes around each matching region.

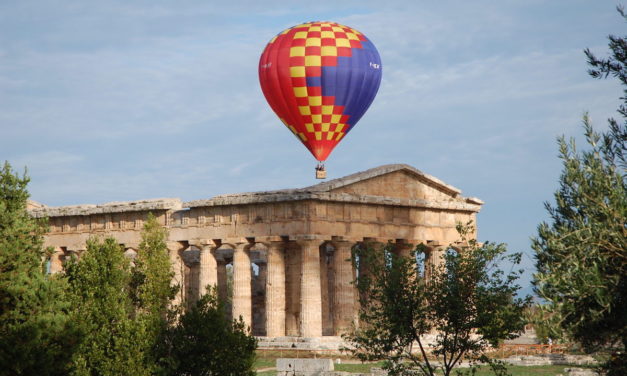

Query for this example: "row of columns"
[169,238,360,337]
[47,238,448,339]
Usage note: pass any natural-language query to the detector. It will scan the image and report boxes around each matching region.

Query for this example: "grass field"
[254,359,594,375]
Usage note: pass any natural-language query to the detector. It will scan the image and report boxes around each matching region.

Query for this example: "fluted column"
[333,241,356,335]
[49,247,65,273]
[393,241,413,258]
[265,241,286,337]
[425,245,445,281]
[198,242,218,298]
[232,242,252,330]
[167,241,186,307]
[299,239,323,337]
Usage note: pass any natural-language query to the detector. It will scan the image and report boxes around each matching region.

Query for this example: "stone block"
[564,368,599,376]
[276,358,334,376]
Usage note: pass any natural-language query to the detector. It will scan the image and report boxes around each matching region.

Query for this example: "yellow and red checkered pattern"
[259,21,381,161]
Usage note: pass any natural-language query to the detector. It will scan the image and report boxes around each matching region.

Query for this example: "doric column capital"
[293,237,325,249]
[189,238,218,249]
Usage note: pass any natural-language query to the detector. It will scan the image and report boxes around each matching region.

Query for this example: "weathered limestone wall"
[30,164,483,339]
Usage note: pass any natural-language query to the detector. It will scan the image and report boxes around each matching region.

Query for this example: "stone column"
[394,240,417,279]
[393,241,413,258]
[232,242,252,330]
[425,245,444,282]
[333,241,356,335]
[49,247,65,274]
[299,239,323,338]
[198,242,218,298]
[265,241,286,337]
[167,241,186,307]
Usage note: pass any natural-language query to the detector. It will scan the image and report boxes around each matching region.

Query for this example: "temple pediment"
[307,164,463,201]
[186,164,483,212]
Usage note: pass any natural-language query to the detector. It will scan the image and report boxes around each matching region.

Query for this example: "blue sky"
[1,0,624,296]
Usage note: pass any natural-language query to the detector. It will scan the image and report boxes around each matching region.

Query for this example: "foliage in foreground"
[533,6,627,375]
[0,162,79,376]
[345,224,530,376]
[161,288,257,376]
[64,216,257,376]
[66,238,152,376]
[130,213,179,371]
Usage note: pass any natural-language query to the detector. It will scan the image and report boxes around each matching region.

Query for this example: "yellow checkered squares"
[290,46,305,56]
[290,66,305,77]
[321,46,337,56]
[270,22,367,146]
[308,96,322,106]
[305,38,321,47]
[305,55,321,66]
[336,38,350,48]
[293,87,308,97]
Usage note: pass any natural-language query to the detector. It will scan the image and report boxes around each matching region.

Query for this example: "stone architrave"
[298,239,323,337]
[198,242,218,298]
[265,241,286,337]
[232,242,252,329]
[332,241,356,335]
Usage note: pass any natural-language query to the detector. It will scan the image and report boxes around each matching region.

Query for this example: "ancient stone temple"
[30,164,483,339]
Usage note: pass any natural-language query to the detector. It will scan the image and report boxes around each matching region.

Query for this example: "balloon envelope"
[259,21,382,162]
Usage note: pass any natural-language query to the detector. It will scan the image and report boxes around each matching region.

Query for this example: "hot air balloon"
[259,21,382,179]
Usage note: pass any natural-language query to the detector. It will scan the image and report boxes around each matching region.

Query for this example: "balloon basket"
[315,163,327,179]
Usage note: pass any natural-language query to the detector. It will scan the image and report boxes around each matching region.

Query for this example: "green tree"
[532,8,627,374]
[130,213,178,373]
[162,288,257,376]
[346,224,529,376]
[66,238,151,376]
[0,161,78,375]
